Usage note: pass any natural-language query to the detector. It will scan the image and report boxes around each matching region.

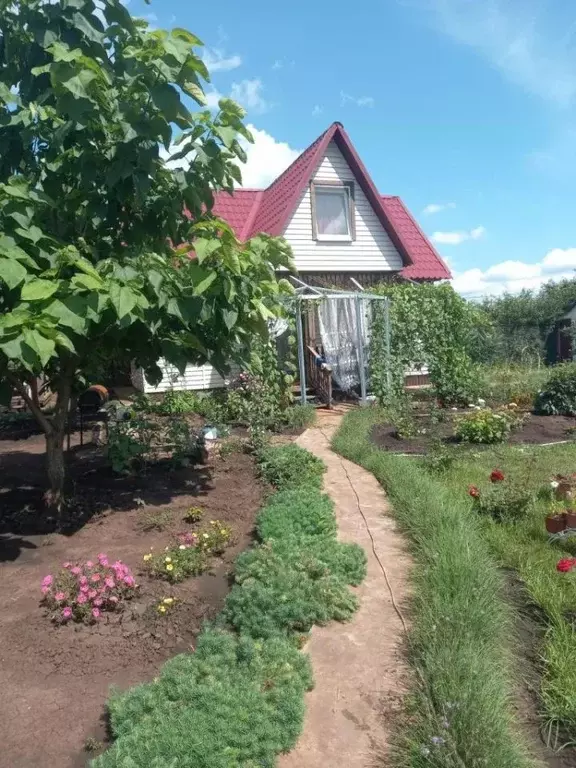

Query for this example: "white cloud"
[312,104,323,116]
[417,0,576,108]
[238,124,300,188]
[230,79,270,114]
[431,226,486,245]
[452,247,576,297]
[271,59,295,70]
[340,90,375,108]
[202,48,242,74]
[204,89,223,110]
[423,202,456,215]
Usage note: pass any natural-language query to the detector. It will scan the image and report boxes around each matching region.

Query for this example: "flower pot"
[546,513,567,534]
[566,510,576,529]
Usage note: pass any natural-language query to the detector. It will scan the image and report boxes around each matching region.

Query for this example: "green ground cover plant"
[535,363,576,416]
[333,407,537,768]
[93,442,366,766]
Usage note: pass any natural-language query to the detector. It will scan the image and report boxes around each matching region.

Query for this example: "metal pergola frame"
[289,277,391,405]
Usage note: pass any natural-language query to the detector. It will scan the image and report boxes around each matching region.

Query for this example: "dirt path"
[279,410,412,768]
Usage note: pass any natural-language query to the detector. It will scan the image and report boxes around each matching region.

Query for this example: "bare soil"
[0,432,263,768]
[371,413,576,454]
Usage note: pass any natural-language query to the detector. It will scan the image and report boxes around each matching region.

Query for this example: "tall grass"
[477,363,549,408]
[332,407,538,768]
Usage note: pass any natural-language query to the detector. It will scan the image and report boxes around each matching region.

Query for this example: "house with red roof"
[135,122,450,394]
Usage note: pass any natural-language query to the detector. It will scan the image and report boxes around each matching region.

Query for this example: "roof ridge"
[240,189,264,241]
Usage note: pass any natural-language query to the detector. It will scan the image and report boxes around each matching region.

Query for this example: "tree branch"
[6,372,52,433]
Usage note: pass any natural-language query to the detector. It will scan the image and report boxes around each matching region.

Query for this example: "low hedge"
[93,442,365,767]
[332,407,536,768]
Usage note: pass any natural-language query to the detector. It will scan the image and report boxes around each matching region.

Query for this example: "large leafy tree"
[0,0,294,508]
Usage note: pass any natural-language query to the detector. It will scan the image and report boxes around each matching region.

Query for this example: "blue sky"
[129,0,576,296]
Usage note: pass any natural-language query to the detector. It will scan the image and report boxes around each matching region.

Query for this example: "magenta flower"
[62,607,72,620]
[88,589,98,600]
[63,562,72,569]
[92,608,100,619]
[41,575,53,588]
[54,592,66,601]
[104,577,115,589]
[77,593,88,604]
[80,584,89,594]
[79,575,88,585]
[93,598,103,607]
[123,576,134,587]
[41,586,50,595]
[86,561,94,568]
[91,573,101,583]
[71,566,82,576]
[97,553,109,566]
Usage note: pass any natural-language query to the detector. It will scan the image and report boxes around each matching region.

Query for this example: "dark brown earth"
[0,432,263,768]
[371,413,576,454]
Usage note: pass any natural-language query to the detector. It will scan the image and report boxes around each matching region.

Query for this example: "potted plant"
[566,509,576,529]
[546,502,567,534]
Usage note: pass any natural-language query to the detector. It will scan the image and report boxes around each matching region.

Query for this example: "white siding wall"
[133,360,239,394]
[283,141,404,272]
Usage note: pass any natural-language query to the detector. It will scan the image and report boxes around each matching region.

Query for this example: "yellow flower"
[203,533,209,539]
[143,553,152,562]
[209,520,215,525]
[163,597,174,605]
[165,556,172,563]
[158,605,166,613]
[220,529,227,535]
[166,564,174,571]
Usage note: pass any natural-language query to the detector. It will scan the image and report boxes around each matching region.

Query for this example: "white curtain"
[317,298,371,391]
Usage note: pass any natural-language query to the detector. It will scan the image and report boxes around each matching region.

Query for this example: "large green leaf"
[150,83,192,127]
[193,238,221,264]
[22,329,56,367]
[52,62,97,100]
[45,297,89,334]
[193,271,217,296]
[0,258,27,289]
[21,279,58,301]
[109,284,138,319]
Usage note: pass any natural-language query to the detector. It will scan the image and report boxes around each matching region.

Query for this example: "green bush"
[257,443,325,489]
[477,364,548,408]
[154,389,202,415]
[93,630,313,768]
[473,482,533,523]
[455,408,516,444]
[535,363,576,416]
[256,487,336,540]
[282,404,317,430]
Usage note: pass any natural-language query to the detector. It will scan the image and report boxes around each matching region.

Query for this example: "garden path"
[279,407,412,768]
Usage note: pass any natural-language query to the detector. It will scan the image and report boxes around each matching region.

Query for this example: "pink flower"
[71,566,81,576]
[77,593,88,604]
[41,586,50,595]
[97,553,109,566]
[123,576,134,587]
[92,608,100,619]
[79,575,88,585]
[91,573,101,583]
[63,562,71,569]
[42,575,53,587]
[86,561,94,568]
[88,590,98,600]
[93,598,103,607]
[80,583,89,594]
[62,607,72,620]
[109,596,119,604]
[54,592,66,601]
[104,577,115,589]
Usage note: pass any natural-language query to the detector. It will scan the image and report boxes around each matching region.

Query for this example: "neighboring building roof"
[212,122,451,281]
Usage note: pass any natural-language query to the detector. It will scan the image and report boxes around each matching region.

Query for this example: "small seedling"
[184,506,204,524]
[84,737,104,753]
[137,508,173,532]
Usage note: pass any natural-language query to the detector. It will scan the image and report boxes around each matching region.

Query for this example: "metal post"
[355,295,367,405]
[295,297,307,406]
[384,297,392,394]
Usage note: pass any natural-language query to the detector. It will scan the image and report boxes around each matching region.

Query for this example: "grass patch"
[332,407,537,768]
[93,441,365,767]
[423,440,576,747]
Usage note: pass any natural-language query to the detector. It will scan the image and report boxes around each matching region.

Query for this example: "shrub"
[477,364,548,409]
[455,407,517,444]
[93,630,313,768]
[468,471,533,522]
[224,547,359,639]
[41,554,136,624]
[256,487,336,541]
[535,363,576,416]
[183,506,203,524]
[107,415,154,473]
[154,390,201,415]
[257,443,325,489]
[282,404,316,430]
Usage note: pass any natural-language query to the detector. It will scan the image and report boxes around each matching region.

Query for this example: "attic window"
[311,182,355,241]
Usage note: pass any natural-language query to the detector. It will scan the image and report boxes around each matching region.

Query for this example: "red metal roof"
[212,122,451,281]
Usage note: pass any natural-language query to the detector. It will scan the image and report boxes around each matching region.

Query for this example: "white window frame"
[311,182,355,242]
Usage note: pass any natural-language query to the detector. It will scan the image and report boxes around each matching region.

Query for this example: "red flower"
[468,485,480,499]
[556,558,576,573]
[490,469,505,483]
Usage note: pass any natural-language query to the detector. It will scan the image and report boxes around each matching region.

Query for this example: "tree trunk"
[44,428,66,511]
